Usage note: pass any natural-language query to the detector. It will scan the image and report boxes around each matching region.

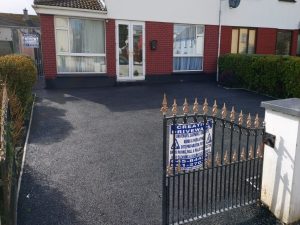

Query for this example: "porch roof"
[34,0,107,12]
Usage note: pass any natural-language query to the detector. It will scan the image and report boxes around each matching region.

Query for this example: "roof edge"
[33,4,108,18]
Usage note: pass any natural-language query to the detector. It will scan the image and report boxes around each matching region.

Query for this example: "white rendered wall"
[261,109,300,224]
[106,0,300,30]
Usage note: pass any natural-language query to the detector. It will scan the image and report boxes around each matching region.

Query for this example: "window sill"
[57,73,108,78]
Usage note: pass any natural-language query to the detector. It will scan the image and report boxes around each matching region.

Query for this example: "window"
[297,31,300,56]
[55,17,106,73]
[173,24,204,71]
[231,28,256,54]
[276,30,292,55]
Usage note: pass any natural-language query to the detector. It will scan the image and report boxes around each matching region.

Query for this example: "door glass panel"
[248,30,256,54]
[231,29,238,54]
[238,28,248,54]
[132,25,143,77]
[118,24,129,77]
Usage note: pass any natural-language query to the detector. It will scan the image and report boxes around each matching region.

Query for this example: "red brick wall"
[145,21,173,75]
[40,14,57,79]
[106,19,116,77]
[291,30,299,56]
[203,25,219,73]
[220,26,232,55]
[256,28,277,55]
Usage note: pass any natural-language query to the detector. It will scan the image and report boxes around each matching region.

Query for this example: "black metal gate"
[161,95,265,225]
[34,33,44,77]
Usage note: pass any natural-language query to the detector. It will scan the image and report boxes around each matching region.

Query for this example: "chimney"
[23,8,29,21]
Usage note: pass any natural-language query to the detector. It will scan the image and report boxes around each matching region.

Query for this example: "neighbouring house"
[33,0,300,88]
[0,9,40,57]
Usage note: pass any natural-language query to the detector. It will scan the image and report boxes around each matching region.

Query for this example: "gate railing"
[161,95,265,225]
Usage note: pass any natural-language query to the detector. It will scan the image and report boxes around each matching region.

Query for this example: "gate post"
[261,98,300,224]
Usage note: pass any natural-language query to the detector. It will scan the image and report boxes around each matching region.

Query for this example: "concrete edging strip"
[15,94,36,225]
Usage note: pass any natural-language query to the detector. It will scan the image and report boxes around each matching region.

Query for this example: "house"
[0,9,40,58]
[33,0,300,88]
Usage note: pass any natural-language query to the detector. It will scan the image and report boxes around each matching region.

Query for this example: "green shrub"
[0,55,37,110]
[219,54,300,98]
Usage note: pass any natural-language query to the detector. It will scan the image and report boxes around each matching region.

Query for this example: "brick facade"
[203,25,219,73]
[106,19,116,77]
[220,26,232,55]
[256,28,277,55]
[145,21,173,75]
[40,14,57,79]
[291,30,299,56]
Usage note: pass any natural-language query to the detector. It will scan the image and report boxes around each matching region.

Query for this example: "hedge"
[219,54,300,98]
[0,55,37,110]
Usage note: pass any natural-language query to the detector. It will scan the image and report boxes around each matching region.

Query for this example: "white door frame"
[116,20,145,81]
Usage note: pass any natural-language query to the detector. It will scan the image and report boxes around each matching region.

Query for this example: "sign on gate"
[23,34,39,48]
[169,120,213,170]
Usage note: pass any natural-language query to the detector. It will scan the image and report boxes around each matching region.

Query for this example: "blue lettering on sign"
[170,120,213,134]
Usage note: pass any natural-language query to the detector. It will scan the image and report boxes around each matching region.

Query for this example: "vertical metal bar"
[252,129,258,202]
[197,167,200,217]
[167,175,170,225]
[202,116,207,215]
[188,171,191,218]
[220,120,225,210]
[172,117,176,224]
[210,118,216,214]
[177,171,181,224]
[183,170,186,221]
[192,170,195,218]
[215,163,219,212]
[228,122,234,208]
[162,116,168,225]
[258,128,265,202]
[235,126,242,206]
[244,130,250,204]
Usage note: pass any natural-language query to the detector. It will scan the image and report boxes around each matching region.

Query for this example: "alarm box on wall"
[150,40,158,50]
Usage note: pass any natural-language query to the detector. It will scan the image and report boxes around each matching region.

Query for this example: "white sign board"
[23,34,39,48]
[169,120,213,171]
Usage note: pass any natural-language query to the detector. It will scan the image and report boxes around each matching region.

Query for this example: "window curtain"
[173,57,202,71]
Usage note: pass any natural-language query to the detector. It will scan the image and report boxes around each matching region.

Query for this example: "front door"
[116,21,145,81]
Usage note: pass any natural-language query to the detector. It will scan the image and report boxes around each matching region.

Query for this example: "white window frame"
[54,16,107,74]
[173,24,205,72]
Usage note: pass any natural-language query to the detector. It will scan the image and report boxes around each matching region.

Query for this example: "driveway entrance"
[18,82,279,225]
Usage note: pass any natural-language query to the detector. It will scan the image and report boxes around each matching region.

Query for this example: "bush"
[0,55,37,110]
[219,54,300,98]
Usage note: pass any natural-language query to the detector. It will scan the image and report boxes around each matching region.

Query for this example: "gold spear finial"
[224,151,229,164]
[215,152,221,166]
[177,160,181,173]
[254,114,260,128]
[193,98,199,114]
[247,113,252,128]
[212,100,218,117]
[203,98,209,115]
[183,98,189,115]
[172,99,178,116]
[167,165,173,176]
[232,151,237,162]
[206,154,212,168]
[241,147,246,161]
[238,110,243,126]
[249,145,254,159]
[160,93,168,115]
[221,103,227,119]
[230,106,235,122]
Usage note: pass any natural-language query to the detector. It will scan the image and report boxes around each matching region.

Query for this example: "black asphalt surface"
[18,81,281,225]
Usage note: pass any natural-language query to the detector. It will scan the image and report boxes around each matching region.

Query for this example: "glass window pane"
[174,24,197,55]
[173,57,202,71]
[70,19,105,54]
[238,29,248,54]
[296,33,300,55]
[55,17,68,28]
[276,31,292,55]
[118,24,129,78]
[56,30,69,52]
[248,30,256,54]
[57,56,106,73]
[231,29,239,54]
[133,25,143,77]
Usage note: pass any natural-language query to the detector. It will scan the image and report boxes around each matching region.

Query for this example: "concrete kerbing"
[15,94,36,225]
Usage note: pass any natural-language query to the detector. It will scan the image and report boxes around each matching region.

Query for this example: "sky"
[0,0,36,15]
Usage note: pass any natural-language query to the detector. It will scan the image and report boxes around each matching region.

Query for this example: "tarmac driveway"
[18,81,279,225]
